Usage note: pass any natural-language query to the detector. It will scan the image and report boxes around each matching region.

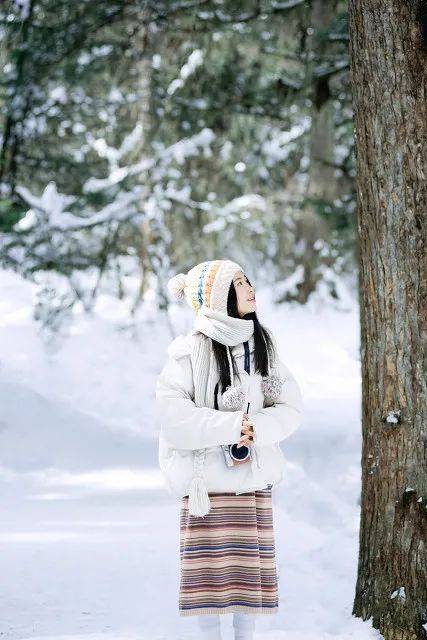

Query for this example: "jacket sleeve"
[251,359,303,446]
[155,355,244,450]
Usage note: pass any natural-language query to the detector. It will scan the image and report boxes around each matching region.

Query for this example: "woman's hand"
[237,412,255,448]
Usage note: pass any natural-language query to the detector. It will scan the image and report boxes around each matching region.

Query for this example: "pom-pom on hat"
[167,259,244,315]
[167,273,187,300]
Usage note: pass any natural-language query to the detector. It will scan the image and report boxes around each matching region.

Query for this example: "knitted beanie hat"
[167,259,243,315]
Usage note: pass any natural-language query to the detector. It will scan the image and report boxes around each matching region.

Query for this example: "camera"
[221,442,252,467]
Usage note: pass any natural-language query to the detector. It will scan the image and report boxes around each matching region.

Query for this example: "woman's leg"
[232,612,255,640]
[196,613,222,639]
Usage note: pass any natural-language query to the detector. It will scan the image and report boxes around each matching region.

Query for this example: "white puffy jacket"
[155,331,303,498]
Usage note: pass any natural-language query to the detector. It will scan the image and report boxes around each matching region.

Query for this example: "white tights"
[197,612,255,640]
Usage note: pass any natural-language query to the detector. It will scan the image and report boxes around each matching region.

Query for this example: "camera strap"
[243,340,250,374]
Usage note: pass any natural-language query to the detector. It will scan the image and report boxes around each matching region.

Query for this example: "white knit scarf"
[191,306,255,410]
[186,307,256,517]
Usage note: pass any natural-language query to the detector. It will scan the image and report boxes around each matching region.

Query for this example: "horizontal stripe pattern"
[179,488,279,616]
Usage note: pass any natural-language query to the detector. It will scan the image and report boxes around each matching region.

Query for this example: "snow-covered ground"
[0,268,382,640]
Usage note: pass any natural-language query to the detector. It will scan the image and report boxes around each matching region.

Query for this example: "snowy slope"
[0,380,155,472]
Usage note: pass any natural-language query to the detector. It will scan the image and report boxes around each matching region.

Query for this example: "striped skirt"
[178,487,279,616]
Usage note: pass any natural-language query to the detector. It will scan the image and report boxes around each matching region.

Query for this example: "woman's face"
[232,270,256,317]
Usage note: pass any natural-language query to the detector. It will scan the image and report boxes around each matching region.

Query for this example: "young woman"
[155,259,303,640]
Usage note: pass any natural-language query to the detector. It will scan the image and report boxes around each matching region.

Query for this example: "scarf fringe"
[188,475,211,516]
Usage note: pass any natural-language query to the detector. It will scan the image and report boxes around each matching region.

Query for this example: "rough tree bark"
[348,2,427,639]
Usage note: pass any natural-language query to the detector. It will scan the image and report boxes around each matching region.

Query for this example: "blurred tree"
[0,0,356,327]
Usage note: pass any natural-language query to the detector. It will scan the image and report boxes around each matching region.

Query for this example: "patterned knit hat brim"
[167,259,244,315]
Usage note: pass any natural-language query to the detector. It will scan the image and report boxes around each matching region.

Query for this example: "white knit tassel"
[188,475,211,516]
[261,343,283,403]
[188,449,211,517]
[222,346,245,410]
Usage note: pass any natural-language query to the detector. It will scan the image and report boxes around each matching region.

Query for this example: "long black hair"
[211,275,277,393]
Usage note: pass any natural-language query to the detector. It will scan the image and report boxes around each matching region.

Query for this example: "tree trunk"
[348,2,427,639]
